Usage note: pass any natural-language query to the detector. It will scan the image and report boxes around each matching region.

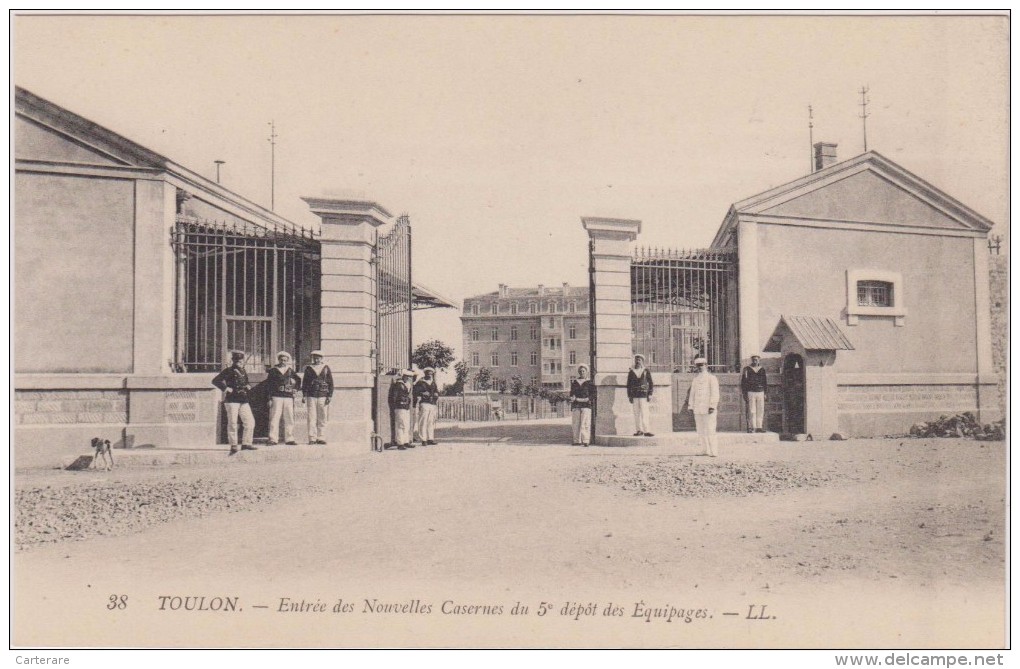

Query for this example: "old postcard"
[10,12,1009,652]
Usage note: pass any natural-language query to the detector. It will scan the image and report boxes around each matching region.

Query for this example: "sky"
[13,13,1009,384]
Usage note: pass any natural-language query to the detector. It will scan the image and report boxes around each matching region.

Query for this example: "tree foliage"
[441,360,470,396]
[411,340,456,372]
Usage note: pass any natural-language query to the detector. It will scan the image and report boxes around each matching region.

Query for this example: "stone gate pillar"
[303,198,390,454]
[583,217,672,442]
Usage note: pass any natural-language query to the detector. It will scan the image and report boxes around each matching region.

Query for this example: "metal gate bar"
[171,216,320,373]
[630,247,739,372]
[373,214,412,442]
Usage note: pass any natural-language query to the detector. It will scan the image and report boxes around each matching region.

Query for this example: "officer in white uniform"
[685,357,720,457]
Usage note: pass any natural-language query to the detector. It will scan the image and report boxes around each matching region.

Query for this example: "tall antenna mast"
[858,85,870,152]
[808,104,814,172]
[267,120,278,210]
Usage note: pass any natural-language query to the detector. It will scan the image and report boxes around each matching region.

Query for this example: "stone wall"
[989,254,1008,416]
[836,384,977,414]
[672,372,784,432]
[15,390,128,426]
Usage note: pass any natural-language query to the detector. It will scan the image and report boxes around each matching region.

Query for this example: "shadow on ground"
[436,421,572,445]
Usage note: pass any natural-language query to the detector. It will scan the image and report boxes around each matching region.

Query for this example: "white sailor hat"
[276,351,291,359]
[310,350,324,357]
[576,364,588,373]
[634,353,645,361]
[423,367,436,373]
[693,357,708,365]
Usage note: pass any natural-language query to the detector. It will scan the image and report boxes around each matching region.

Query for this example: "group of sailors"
[211,350,334,455]
[212,348,763,457]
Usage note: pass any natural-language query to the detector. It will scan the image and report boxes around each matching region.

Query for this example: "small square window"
[857,281,893,307]
[846,269,906,326]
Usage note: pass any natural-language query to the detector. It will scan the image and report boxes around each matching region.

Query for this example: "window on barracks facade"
[857,280,893,307]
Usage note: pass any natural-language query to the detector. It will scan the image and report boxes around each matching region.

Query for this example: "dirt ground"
[12,421,1007,649]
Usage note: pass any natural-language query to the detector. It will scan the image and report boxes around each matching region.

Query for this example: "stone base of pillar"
[321,419,373,456]
[593,373,672,440]
[976,379,1002,424]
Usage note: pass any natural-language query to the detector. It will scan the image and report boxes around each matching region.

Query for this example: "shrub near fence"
[437,396,569,422]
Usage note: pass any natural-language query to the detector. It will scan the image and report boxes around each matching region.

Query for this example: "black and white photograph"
[10,11,1009,654]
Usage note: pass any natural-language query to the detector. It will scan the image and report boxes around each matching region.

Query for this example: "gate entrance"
[782,353,806,433]
[171,216,321,441]
[373,215,412,446]
[631,246,739,373]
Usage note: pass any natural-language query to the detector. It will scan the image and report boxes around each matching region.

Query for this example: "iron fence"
[171,216,320,373]
[373,215,412,444]
[631,246,739,373]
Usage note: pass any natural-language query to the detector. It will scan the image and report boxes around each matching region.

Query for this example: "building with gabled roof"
[712,144,998,436]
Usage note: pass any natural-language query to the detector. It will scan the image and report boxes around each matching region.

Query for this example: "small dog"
[90,437,114,471]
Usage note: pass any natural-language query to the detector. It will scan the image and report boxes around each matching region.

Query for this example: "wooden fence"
[437,396,569,422]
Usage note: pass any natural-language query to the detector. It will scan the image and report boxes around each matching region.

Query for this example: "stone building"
[13,87,442,467]
[585,145,1000,440]
[461,284,590,392]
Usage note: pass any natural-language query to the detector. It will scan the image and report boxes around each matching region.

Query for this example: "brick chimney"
[498,283,508,298]
[562,282,569,292]
[813,142,838,171]
[538,284,545,296]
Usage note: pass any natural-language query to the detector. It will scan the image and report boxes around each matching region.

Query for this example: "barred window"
[857,280,893,307]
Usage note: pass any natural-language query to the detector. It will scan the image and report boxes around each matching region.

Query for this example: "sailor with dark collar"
[301,350,333,445]
[211,350,257,455]
[569,364,594,446]
[414,367,440,446]
[267,351,300,445]
[388,369,415,450]
[626,354,655,437]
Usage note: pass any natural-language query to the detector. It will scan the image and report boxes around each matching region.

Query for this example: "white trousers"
[225,402,255,447]
[694,412,718,456]
[268,397,295,443]
[416,403,437,442]
[572,408,591,445]
[746,391,765,430]
[307,397,329,441]
[632,397,651,434]
[393,408,412,445]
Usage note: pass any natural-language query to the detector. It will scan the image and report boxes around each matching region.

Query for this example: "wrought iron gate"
[373,215,412,444]
[630,247,739,372]
[171,216,321,373]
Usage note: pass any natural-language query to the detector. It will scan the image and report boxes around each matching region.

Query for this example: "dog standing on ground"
[90,437,114,471]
